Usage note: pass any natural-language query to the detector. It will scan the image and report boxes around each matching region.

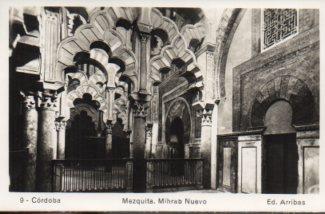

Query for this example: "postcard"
[0,0,324,212]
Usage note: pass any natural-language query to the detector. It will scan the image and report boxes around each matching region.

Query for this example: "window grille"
[262,9,298,50]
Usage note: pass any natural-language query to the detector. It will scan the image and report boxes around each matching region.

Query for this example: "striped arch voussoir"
[150,8,179,43]
[180,22,206,48]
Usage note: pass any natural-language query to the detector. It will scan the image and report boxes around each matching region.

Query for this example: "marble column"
[211,104,218,189]
[138,31,151,95]
[36,92,57,192]
[200,108,213,189]
[55,117,66,159]
[145,123,153,158]
[104,121,113,158]
[132,99,148,192]
[21,93,38,192]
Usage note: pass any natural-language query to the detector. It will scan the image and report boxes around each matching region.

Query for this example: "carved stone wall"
[233,24,319,131]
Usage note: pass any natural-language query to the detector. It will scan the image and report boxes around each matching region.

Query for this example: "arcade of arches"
[9,7,319,193]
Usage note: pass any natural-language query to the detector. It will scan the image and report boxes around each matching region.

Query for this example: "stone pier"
[36,92,57,192]
[21,93,38,192]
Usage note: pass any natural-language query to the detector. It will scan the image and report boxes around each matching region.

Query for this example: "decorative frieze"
[40,9,61,82]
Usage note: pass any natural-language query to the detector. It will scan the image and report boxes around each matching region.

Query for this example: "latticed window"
[262,9,298,50]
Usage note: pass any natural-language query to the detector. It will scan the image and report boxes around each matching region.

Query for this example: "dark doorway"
[168,117,185,176]
[66,110,105,159]
[169,117,185,159]
[263,134,298,194]
[112,118,130,159]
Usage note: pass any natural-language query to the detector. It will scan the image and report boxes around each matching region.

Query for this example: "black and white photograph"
[1,1,324,212]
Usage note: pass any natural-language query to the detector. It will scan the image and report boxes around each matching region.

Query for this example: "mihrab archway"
[165,97,191,158]
[251,75,316,128]
[263,100,298,194]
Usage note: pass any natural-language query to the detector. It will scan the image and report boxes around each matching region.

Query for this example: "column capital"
[55,117,66,131]
[106,86,116,91]
[192,100,215,112]
[145,123,153,136]
[201,113,213,126]
[37,91,58,110]
[139,31,151,42]
[194,102,214,126]
[131,99,149,118]
[126,130,132,139]
[104,121,113,135]
[20,91,37,110]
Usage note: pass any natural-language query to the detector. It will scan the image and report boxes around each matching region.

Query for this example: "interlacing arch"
[60,7,207,114]
[89,7,138,30]
[57,25,138,89]
[57,8,139,126]
[65,69,106,109]
[150,8,179,44]
[89,7,137,48]
[149,34,203,89]
[180,22,206,50]
[148,8,206,92]
[57,7,139,87]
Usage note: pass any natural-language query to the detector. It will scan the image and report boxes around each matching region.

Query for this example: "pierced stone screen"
[263,9,298,49]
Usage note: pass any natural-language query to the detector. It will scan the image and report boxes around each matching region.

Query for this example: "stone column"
[55,117,66,159]
[199,107,214,189]
[137,24,151,95]
[21,93,38,192]
[211,103,218,189]
[106,87,115,122]
[104,86,115,159]
[145,123,153,158]
[104,121,113,158]
[36,91,58,192]
[131,99,148,192]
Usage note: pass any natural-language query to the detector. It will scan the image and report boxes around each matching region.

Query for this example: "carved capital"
[132,100,149,118]
[37,91,58,110]
[104,121,113,135]
[55,119,66,131]
[197,108,213,126]
[139,31,151,43]
[20,92,37,110]
[202,113,213,126]
[145,124,153,137]
[126,130,132,139]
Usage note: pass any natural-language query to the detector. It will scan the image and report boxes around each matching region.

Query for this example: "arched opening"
[189,38,202,53]
[263,100,298,194]
[112,118,130,159]
[168,117,185,176]
[66,110,102,159]
[65,93,105,159]
[90,41,112,57]
[168,117,185,159]
[150,29,169,56]
[116,19,132,48]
